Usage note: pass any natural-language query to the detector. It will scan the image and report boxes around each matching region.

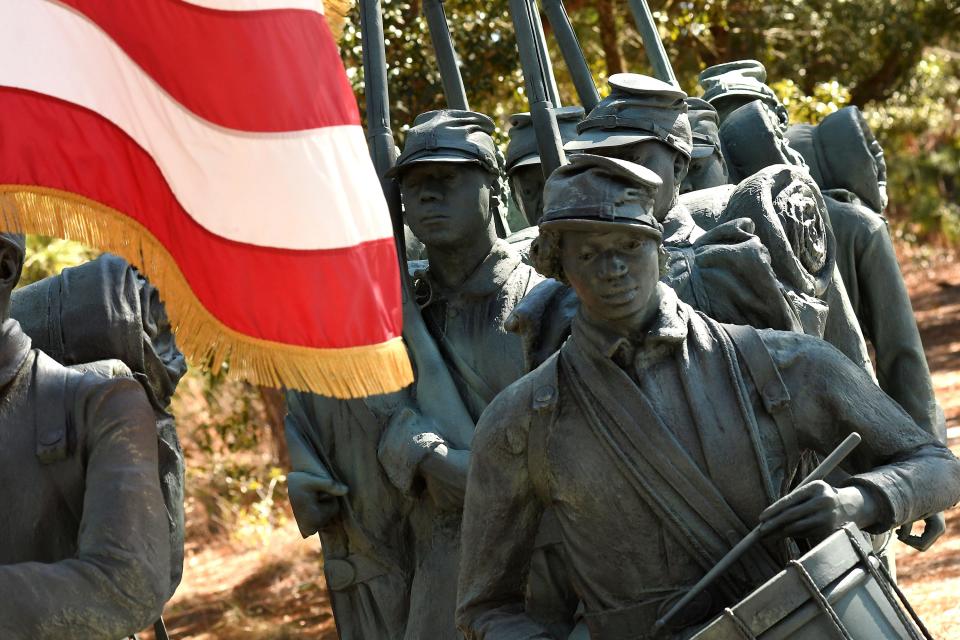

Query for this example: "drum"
[691,524,931,640]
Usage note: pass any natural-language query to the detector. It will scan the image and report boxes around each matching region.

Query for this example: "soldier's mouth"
[599,287,638,304]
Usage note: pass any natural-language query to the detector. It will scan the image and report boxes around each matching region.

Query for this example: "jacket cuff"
[841,475,899,534]
[378,407,446,494]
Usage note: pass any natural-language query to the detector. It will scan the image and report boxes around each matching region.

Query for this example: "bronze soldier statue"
[285,110,543,639]
[456,155,960,639]
[506,105,585,230]
[0,235,174,639]
[680,97,729,194]
[698,60,788,127]
[786,107,938,435]
[787,106,946,544]
[506,74,870,372]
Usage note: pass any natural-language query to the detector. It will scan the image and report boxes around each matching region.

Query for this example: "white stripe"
[179,0,324,14]
[0,0,390,251]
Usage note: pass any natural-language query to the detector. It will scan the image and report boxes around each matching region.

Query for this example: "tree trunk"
[597,0,624,76]
[258,386,290,470]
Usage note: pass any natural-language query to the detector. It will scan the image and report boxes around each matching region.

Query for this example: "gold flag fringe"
[321,0,351,38]
[0,186,414,399]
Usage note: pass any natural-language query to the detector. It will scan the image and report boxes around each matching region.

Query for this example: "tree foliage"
[340,0,960,241]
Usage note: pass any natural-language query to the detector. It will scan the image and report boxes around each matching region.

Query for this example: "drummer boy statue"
[455,154,960,639]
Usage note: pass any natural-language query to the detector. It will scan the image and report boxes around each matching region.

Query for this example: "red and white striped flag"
[0,0,413,398]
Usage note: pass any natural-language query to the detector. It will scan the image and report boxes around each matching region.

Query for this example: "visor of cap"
[563,129,662,153]
[386,150,484,177]
[507,153,542,174]
[690,144,718,160]
[541,217,663,240]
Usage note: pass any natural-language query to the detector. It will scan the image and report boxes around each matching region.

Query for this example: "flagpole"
[358,0,475,448]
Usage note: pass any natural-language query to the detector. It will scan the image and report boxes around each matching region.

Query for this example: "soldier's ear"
[674,153,689,185]
[0,242,23,290]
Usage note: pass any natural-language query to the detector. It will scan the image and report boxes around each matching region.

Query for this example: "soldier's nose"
[597,254,628,279]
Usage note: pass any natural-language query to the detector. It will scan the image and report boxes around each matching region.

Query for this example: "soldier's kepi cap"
[387,110,499,178]
[685,97,721,159]
[565,74,693,158]
[540,154,663,240]
[698,60,781,111]
[505,106,585,174]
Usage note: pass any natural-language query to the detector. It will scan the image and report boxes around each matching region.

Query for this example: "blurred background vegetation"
[342,0,960,243]
[20,1,959,547]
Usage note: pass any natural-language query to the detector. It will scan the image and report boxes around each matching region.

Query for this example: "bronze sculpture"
[456,155,960,639]
[0,237,176,638]
[286,110,543,639]
[681,97,728,194]
[506,105,585,229]
[698,60,788,127]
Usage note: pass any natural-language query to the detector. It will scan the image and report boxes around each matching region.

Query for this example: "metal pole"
[542,0,600,112]
[358,0,402,237]
[422,0,470,110]
[529,1,561,106]
[511,0,566,179]
[357,0,475,446]
[625,0,679,87]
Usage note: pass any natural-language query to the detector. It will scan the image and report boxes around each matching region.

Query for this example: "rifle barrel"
[542,0,599,112]
[511,0,566,179]
[529,0,561,106]
[422,0,470,110]
[626,0,679,87]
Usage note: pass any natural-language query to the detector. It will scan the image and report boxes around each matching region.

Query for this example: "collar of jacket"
[573,283,688,366]
[662,203,706,247]
[418,239,523,304]
[0,318,32,391]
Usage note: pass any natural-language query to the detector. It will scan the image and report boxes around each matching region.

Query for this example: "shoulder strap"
[722,324,800,480]
[525,354,559,500]
[33,353,76,464]
[32,353,83,527]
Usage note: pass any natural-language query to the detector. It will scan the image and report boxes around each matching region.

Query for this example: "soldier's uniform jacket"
[457,285,960,640]
[0,319,170,639]
[286,240,543,640]
[825,192,938,436]
[787,110,938,439]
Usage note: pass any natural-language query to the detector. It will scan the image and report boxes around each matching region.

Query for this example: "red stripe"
[0,88,400,349]
[57,0,360,132]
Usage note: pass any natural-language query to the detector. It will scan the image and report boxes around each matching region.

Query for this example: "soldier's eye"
[579,251,595,262]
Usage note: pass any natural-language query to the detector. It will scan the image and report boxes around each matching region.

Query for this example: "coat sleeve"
[763,331,960,533]
[456,381,555,640]
[857,221,939,438]
[0,377,169,639]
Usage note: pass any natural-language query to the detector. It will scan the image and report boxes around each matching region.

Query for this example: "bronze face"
[509,164,546,227]
[682,152,728,193]
[559,229,661,334]
[589,140,685,219]
[399,162,493,250]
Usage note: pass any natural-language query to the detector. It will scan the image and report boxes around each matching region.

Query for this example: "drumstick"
[654,432,862,632]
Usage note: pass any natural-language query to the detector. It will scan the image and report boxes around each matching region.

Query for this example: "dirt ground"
[890,248,960,640]
[147,247,960,640]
